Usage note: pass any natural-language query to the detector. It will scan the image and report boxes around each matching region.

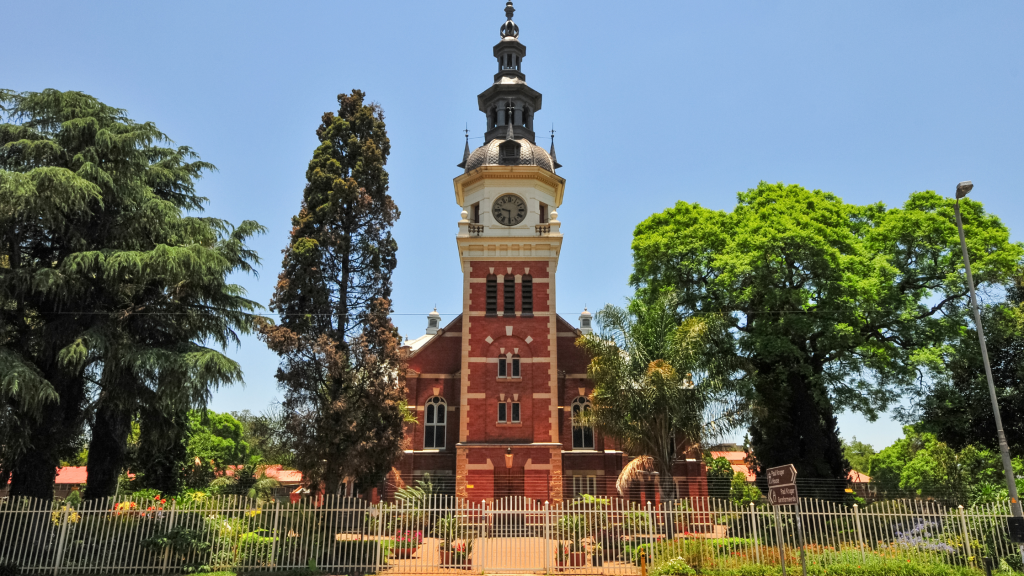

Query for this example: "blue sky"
[6,1,1022,454]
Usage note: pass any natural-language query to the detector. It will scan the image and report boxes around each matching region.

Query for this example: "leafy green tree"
[729,471,762,506]
[578,295,742,502]
[869,425,1014,504]
[841,437,876,474]
[132,409,251,494]
[259,90,410,495]
[186,410,249,466]
[916,272,1024,455]
[703,454,735,497]
[629,182,1022,487]
[233,406,294,467]
[0,89,263,499]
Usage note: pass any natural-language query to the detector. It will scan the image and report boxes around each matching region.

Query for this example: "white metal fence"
[0,494,1019,574]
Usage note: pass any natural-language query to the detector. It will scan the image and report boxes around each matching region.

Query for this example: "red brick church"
[389,2,707,504]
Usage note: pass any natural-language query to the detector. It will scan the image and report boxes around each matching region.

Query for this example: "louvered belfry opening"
[486,275,498,316]
[521,274,533,316]
[504,275,516,315]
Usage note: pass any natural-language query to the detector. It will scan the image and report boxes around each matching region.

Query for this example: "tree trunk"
[748,358,849,499]
[84,400,132,499]
[9,362,87,500]
[8,417,61,500]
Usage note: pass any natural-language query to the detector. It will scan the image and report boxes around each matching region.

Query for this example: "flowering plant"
[394,530,423,549]
[51,505,81,526]
[452,539,473,562]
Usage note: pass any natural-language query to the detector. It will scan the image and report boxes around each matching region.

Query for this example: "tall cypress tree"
[260,90,409,495]
[0,89,264,499]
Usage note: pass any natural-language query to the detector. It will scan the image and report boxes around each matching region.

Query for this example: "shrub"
[651,557,696,576]
[623,542,653,565]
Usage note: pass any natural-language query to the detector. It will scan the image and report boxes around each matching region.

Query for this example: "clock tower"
[450,0,567,502]
[396,1,709,505]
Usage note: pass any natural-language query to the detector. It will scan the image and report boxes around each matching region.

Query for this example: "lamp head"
[956,181,974,199]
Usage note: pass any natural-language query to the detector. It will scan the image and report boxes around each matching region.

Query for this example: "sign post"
[767,465,807,576]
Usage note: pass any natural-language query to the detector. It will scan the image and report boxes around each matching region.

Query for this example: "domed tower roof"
[458,1,562,175]
[463,137,557,173]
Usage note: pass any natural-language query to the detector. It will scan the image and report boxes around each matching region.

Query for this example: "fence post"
[372,502,384,575]
[958,505,973,564]
[51,504,70,576]
[270,499,281,567]
[793,499,808,576]
[853,504,865,563]
[773,506,787,576]
[751,502,761,564]
[479,500,487,574]
[646,500,655,553]
[161,500,178,574]
[544,501,551,574]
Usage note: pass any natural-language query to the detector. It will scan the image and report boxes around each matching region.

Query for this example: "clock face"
[491,194,528,226]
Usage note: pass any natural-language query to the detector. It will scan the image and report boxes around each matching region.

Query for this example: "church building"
[391,2,706,504]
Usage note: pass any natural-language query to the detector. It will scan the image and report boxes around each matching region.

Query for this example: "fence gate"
[479,496,550,573]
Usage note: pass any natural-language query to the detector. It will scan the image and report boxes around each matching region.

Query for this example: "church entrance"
[494,466,525,498]
[492,467,526,536]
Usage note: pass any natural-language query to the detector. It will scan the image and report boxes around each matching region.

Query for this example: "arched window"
[571,397,595,449]
[521,274,533,316]
[424,396,446,449]
[504,275,516,315]
[486,275,497,316]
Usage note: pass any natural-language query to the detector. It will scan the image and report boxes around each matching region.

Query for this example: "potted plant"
[452,539,474,569]
[391,530,422,558]
[591,542,604,567]
[434,514,472,568]
[556,543,586,569]
[556,514,588,569]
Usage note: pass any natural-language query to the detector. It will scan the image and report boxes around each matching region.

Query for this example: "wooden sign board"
[768,484,799,506]
[767,464,797,487]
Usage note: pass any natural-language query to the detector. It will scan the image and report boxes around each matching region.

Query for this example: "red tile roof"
[5,465,301,486]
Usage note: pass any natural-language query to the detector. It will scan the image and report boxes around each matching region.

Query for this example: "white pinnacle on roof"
[426,307,442,335]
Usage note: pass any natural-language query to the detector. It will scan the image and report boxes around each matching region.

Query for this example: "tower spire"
[548,126,562,170]
[457,126,470,169]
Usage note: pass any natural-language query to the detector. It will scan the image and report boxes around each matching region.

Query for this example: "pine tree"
[0,89,264,498]
[259,90,409,495]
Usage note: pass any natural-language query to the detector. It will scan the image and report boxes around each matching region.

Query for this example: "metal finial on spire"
[457,126,471,169]
[549,124,562,170]
[500,1,519,39]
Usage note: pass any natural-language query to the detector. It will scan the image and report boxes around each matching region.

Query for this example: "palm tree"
[210,455,281,502]
[576,295,742,503]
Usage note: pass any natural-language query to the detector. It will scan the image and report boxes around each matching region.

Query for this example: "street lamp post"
[953,181,1024,557]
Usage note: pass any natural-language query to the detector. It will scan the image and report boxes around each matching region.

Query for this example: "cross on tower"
[505,100,516,125]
